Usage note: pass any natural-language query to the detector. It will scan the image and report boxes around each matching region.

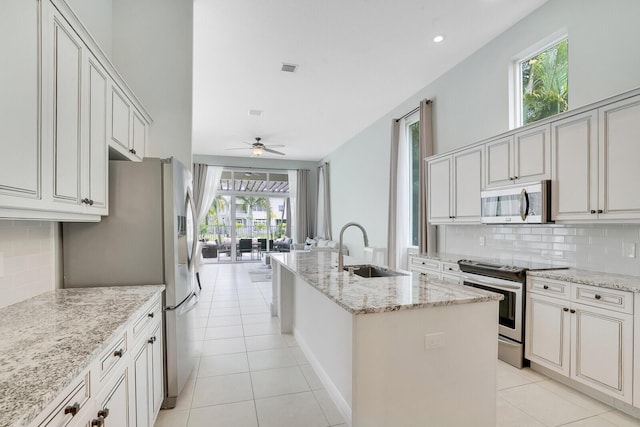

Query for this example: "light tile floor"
[155,262,640,427]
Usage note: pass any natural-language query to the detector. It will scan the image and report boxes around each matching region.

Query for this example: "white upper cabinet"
[0,0,151,220]
[552,95,640,222]
[428,145,483,224]
[485,124,550,188]
[0,1,41,207]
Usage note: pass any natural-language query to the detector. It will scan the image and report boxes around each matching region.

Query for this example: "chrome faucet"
[338,222,370,272]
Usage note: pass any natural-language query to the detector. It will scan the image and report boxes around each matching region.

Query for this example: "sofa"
[293,237,349,255]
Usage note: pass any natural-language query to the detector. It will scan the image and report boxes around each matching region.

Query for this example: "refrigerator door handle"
[177,291,199,316]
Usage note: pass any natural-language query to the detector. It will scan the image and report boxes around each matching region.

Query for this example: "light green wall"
[324,0,640,258]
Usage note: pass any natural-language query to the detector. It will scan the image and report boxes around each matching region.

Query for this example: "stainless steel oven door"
[461,273,523,342]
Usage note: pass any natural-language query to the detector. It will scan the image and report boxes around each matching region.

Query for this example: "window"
[406,113,420,247]
[513,35,568,126]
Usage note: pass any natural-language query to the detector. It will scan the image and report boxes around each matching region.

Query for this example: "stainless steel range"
[457,259,566,368]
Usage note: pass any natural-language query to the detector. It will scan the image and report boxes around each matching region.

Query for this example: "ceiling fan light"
[252,146,265,156]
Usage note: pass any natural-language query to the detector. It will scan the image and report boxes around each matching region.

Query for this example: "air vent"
[248,109,264,117]
[281,63,297,73]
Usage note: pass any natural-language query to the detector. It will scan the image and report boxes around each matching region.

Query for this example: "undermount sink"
[343,264,408,278]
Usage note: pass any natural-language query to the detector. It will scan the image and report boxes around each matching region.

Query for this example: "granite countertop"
[411,252,468,264]
[528,269,640,293]
[270,252,502,315]
[0,285,165,427]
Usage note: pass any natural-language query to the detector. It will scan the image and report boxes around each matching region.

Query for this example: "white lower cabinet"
[29,295,164,427]
[408,256,462,284]
[526,278,633,404]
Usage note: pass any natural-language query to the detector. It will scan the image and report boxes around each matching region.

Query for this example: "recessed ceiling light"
[433,35,445,43]
[248,109,264,117]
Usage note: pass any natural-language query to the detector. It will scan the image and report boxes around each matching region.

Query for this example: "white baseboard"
[293,327,352,427]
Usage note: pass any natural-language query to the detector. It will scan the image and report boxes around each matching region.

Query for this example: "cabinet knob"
[98,408,110,419]
[595,294,602,300]
[64,403,80,416]
[148,312,154,318]
[113,349,124,358]
[129,148,137,155]
[509,177,514,181]
[543,285,549,290]
[148,336,156,344]
[91,417,104,427]
[597,209,603,214]
[514,176,518,180]
[570,309,576,314]
[590,210,596,214]
[82,198,91,205]
[563,307,569,312]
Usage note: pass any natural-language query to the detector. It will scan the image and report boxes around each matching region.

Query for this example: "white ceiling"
[192,0,547,161]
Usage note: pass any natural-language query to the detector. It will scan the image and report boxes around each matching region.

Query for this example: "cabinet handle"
[595,294,602,300]
[64,402,80,416]
[129,148,137,155]
[543,285,549,290]
[597,209,603,214]
[563,307,569,312]
[91,417,104,427]
[113,349,124,358]
[148,336,156,344]
[570,309,576,314]
[98,408,110,419]
[148,312,154,318]
[590,210,596,214]
[81,198,91,205]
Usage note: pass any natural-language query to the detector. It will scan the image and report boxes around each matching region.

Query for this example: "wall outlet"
[424,332,445,350]
[623,242,636,258]
[479,236,486,246]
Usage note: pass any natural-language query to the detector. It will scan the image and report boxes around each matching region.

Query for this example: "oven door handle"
[461,274,522,291]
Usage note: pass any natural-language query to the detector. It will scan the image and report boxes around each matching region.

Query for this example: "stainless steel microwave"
[481,180,552,224]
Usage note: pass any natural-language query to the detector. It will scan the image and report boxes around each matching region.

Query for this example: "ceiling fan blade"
[224,147,250,151]
[265,144,285,148]
[264,148,286,156]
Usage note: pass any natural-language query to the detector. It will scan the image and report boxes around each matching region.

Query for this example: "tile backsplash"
[0,220,56,308]
[439,224,640,276]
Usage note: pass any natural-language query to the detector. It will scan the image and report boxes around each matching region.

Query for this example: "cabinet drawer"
[99,333,127,380]
[441,273,461,285]
[441,262,460,274]
[39,373,90,427]
[410,257,439,271]
[132,296,162,339]
[528,277,570,299]
[573,284,632,314]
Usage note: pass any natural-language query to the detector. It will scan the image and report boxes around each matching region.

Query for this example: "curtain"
[316,162,332,240]
[419,99,436,253]
[287,170,297,240]
[294,169,311,243]
[387,118,411,270]
[387,119,401,269]
[192,163,223,232]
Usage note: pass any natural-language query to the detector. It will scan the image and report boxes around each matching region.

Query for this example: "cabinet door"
[427,156,452,223]
[525,293,570,376]
[0,1,40,203]
[599,95,640,220]
[485,135,513,188]
[131,109,146,161]
[84,54,108,213]
[571,303,633,403]
[51,12,83,208]
[109,85,131,151]
[514,124,550,183]
[150,322,164,418]
[551,111,598,221]
[96,369,130,427]
[453,146,482,222]
[133,341,150,427]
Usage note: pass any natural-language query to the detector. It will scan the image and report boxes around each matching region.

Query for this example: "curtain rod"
[394,99,432,122]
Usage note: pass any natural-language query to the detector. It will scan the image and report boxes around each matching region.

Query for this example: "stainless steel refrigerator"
[62,157,198,408]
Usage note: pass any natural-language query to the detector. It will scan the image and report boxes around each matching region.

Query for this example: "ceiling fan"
[225,137,286,156]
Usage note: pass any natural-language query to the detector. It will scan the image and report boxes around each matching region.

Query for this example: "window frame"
[405,111,420,248]
[509,29,568,129]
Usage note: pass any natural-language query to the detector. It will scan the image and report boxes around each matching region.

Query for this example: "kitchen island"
[270,251,502,427]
